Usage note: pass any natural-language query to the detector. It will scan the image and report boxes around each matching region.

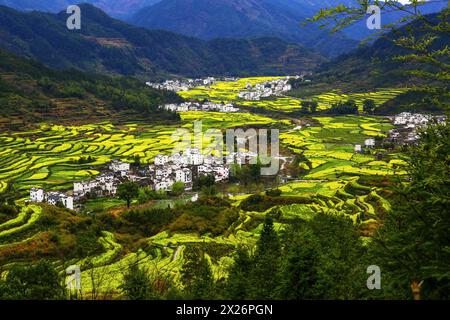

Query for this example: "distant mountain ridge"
[0,0,161,18]
[316,11,450,89]
[1,0,445,50]
[341,1,449,40]
[131,0,359,58]
[0,4,325,78]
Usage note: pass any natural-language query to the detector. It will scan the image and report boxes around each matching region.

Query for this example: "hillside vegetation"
[289,12,450,96]
[0,49,182,131]
[0,4,324,78]
[131,0,357,58]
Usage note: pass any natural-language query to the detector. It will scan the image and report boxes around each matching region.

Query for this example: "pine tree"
[180,246,214,299]
[371,122,450,299]
[120,265,153,300]
[280,230,319,300]
[249,217,282,299]
[224,247,252,299]
[0,260,66,300]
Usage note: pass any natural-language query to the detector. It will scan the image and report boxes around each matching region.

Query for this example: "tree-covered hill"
[0,4,325,78]
[0,0,161,19]
[289,12,450,95]
[131,0,357,58]
[0,49,183,131]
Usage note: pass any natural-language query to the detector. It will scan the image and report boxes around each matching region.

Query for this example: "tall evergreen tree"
[120,265,153,300]
[249,217,282,299]
[224,247,253,299]
[371,122,450,299]
[180,246,214,300]
[279,228,319,300]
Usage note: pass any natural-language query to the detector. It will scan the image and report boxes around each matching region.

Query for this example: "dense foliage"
[0,4,323,78]
[0,49,182,129]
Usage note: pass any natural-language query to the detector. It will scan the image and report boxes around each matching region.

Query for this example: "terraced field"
[0,77,408,298]
[178,77,407,113]
[179,77,283,102]
[280,116,405,179]
[311,89,409,111]
[0,205,42,250]
[0,112,276,195]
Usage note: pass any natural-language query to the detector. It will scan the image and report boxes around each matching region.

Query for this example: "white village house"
[160,101,239,113]
[30,146,235,211]
[238,77,292,101]
[365,139,376,148]
[29,188,74,210]
[109,160,131,176]
[393,112,431,126]
[30,188,45,202]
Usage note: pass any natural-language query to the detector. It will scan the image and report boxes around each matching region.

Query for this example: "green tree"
[309,101,318,113]
[180,247,214,299]
[0,260,66,300]
[224,247,253,299]
[249,217,282,299]
[117,181,139,207]
[120,265,153,300]
[196,174,215,189]
[370,122,450,300]
[201,185,219,197]
[279,228,319,300]
[363,99,376,114]
[303,214,367,299]
[277,214,368,300]
[301,101,319,113]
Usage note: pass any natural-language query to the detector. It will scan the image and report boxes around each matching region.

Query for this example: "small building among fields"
[29,188,73,210]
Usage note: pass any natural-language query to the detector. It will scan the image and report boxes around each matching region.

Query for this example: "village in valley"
[28,70,446,213]
[237,77,294,101]
[146,77,221,92]
[28,147,256,212]
[28,94,444,212]
[159,101,239,113]
[0,0,449,302]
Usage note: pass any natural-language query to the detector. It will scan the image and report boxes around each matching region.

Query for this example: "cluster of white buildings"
[29,149,247,210]
[29,188,74,210]
[393,112,432,127]
[238,77,293,101]
[146,77,217,92]
[150,148,231,191]
[388,112,446,144]
[159,101,239,113]
[29,160,133,210]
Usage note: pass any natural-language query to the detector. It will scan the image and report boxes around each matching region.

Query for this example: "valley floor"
[0,77,410,298]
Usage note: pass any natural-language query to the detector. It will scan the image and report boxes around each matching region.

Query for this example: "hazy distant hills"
[0,0,162,19]
[291,12,450,95]
[340,1,448,40]
[1,0,446,59]
[131,0,359,58]
[0,4,325,78]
